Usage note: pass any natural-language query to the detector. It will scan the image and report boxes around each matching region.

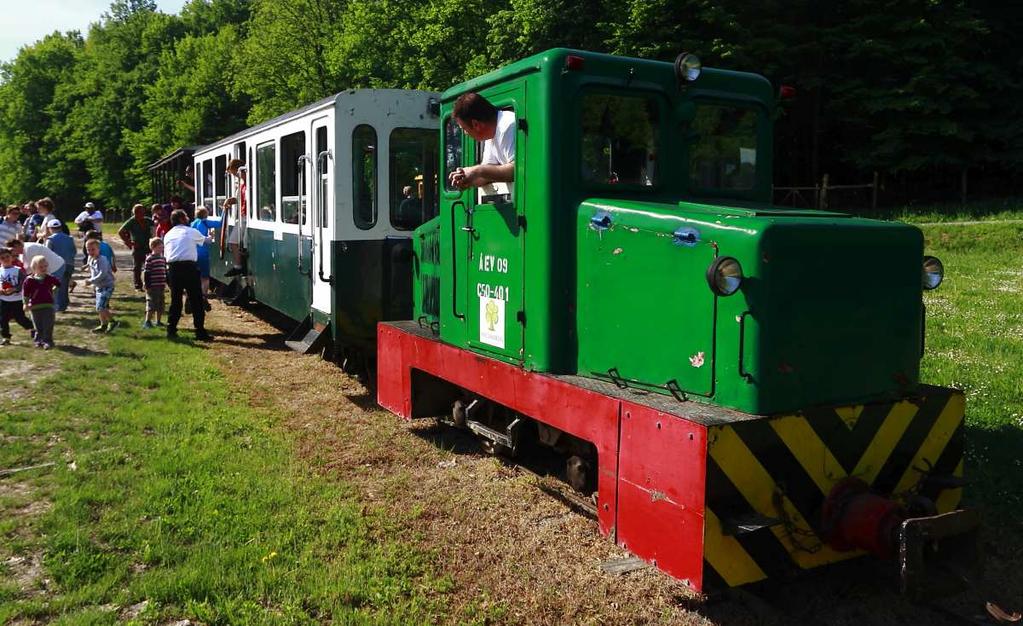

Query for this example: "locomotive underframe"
[378,320,973,594]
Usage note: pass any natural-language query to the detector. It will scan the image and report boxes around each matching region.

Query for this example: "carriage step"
[285,316,330,355]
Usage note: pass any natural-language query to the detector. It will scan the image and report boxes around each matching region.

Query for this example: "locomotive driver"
[447,92,515,189]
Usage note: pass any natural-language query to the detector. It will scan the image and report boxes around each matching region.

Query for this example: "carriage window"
[352,125,377,230]
[443,117,463,192]
[255,141,276,222]
[390,128,438,231]
[280,131,306,225]
[580,93,659,186]
[689,104,758,191]
[201,158,214,211]
[214,155,226,217]
[316,126,329,227]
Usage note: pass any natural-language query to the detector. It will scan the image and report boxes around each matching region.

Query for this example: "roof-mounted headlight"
[674,52,702,84]
[922,256,944,290]
[707,256,743,296]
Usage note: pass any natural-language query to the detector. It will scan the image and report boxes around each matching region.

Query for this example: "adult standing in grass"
[163,209,212,341]
[117,204,154,291]
[43,218,77,312]
[0,205,22,245]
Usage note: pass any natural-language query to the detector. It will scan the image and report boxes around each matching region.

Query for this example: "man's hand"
[447,163,514,189]
[448,165,488,190]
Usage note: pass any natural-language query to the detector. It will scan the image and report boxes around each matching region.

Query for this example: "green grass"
[920,220,1023,513]
[861,197,1023,224]
[0,296,448,624]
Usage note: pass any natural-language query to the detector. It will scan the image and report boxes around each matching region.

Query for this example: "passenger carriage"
[190,89,440,369]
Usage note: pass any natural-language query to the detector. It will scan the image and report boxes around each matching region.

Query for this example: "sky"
[0,0,187,64]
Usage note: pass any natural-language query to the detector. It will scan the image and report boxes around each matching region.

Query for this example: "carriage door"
[310,120,333,315]
[464,84,526,362]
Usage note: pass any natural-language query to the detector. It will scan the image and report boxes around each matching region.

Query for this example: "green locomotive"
[380,49,976,594]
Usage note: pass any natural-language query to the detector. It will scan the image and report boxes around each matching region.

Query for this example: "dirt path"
[199,298,1006,625]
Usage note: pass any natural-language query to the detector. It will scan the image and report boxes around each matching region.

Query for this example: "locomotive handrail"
[316,149,334,284]
[738,310,753,382]
[297,154,310,276]
[450,200,466,320]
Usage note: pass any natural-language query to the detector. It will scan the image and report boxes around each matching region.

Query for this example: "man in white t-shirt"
[447,92,515,189]
[74,202,104,234]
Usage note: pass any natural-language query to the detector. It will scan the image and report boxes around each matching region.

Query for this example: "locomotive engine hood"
[575,198,926,415]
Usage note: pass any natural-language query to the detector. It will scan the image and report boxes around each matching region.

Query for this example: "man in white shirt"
[163,209,213,341]
[74,202,103,234]
[447,92,515,189]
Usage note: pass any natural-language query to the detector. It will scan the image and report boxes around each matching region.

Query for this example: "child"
[0,247,34,344]
[84,239,119,333]
[141,237,167,328]
[22,256,61,349]
[83,230,117,272]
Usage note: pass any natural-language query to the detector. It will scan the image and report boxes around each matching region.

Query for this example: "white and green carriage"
[190,89,440,367]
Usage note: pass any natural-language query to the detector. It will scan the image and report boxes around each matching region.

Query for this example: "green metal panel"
[245,228,312,322]
[413,218,441,326]
[576,200,716,396]
[273,232,313,321]
[248,228,275,307]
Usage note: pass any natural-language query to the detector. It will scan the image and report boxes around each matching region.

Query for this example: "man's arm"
[450,162,515,189]
[117,222,133,246]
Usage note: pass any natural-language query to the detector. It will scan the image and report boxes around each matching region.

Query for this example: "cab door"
[461,84,526,363]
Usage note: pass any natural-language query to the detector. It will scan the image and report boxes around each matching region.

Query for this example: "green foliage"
[0,0,1021,207]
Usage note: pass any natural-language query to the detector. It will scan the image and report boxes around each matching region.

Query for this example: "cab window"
[443,117,463,193]
[580,93,659,187]
[352,124,377,230]
[390,128,438,230]
[688,104,758,192]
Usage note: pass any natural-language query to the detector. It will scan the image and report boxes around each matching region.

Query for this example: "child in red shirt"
[23,256,61,349]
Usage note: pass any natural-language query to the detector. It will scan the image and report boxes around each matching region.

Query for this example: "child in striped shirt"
[142,237,167,328]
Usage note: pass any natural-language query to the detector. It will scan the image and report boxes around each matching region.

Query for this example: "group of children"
[0,234,165,348]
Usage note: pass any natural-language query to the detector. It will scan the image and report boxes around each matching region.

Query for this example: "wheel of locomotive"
[479,438,510,457]
[566,455,593,493]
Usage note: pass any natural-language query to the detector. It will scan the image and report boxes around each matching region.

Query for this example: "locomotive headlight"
[922,256,944,290]
[674,53,702,83]
[707,256,744,296]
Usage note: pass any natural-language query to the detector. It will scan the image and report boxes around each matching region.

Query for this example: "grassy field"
[2,217,1022,625]
[0,269,450,624]
[919,220,1023,514]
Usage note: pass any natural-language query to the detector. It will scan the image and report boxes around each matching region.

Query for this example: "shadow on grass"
[55,344,106,357]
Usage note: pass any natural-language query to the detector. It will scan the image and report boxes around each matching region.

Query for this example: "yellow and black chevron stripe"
[702,385,965,588]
